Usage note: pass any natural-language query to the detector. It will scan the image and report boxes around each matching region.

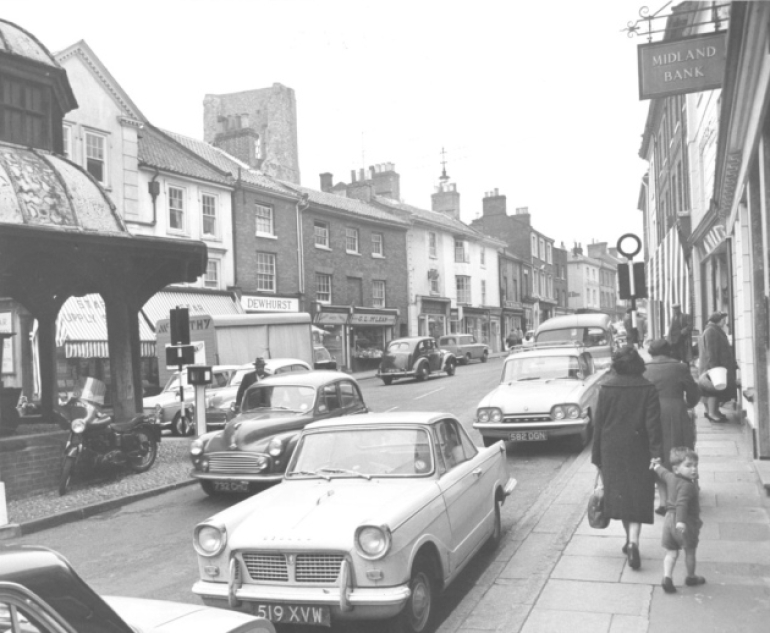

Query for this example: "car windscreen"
[243,385,316,413]
[537,327,608,347]
[503,355,582,382]
[288,427,434,478]
[387,341,411,353]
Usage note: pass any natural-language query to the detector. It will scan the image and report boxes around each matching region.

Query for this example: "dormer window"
[0,74,51,149]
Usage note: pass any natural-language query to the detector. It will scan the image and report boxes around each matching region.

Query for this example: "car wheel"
[481,350,489,363]
[487,494,503,547]
[482,436,498,448]
[394,555,436,633]
[445,360,456,376]
[200,480,219,497]
[174,411,194,437]
[382,376,394,386]
[464,353,472,365]
[415,363,428,382]
[570,419,593,452]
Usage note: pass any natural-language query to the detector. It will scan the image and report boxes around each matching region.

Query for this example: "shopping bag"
[587,472,610,529]
[708,366,728,390]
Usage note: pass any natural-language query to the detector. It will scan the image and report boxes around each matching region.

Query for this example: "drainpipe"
[296,193,309,298]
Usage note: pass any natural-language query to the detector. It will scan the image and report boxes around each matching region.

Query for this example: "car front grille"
[207,452,266,474]
[503,415,551,424]
[240,552,344,584]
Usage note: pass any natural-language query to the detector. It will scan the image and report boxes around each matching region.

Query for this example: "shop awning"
[57,294,156,358]
[141,288,243,330]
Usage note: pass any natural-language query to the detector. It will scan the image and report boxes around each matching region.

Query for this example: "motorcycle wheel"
[59,455,76,496]
[128,430,158,473]
[173,412,194,437]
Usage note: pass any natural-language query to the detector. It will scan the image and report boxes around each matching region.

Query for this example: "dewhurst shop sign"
[638,32,726,100]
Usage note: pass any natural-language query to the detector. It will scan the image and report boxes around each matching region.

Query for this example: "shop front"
[350,308,399,372]
[461,306,490,346]
[240,294,301,314]
[417,297,450,339]
[502,300,525,345]
[313,306,350,372]
[488,307,502,353]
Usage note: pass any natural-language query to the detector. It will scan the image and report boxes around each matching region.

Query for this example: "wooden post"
[104,294,137,423]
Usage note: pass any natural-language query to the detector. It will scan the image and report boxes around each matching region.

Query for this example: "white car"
[192,412,516,632]
[474,344,605,450]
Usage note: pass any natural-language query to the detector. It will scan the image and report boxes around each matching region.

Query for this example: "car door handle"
[472,468,483,478]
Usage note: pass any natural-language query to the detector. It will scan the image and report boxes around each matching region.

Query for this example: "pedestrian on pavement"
[667,304,692,363]
[652,447,705,593]
[699,311,735,422]
[591,345,663,571]
[235,357,268,409]
[505,331,517,350]
[644,338,701,514]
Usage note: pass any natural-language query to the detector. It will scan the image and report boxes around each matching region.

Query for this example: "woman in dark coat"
[698,312,734,421]
[644,338,700,511]
[592,346,662,570]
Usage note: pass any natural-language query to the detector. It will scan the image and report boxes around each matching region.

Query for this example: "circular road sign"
[616,233,642,259]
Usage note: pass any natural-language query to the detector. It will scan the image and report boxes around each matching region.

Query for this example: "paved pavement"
[437,404,770,633]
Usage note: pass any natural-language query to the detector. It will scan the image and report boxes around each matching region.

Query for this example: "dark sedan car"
[377,336,457,385]
[190,371,368,495]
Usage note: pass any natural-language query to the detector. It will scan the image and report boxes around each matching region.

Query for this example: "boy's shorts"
[661,512,699,550]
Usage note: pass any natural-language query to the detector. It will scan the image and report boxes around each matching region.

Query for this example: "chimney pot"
[494,187,499,196]
[359,168,365,181]
[351,169,356,183]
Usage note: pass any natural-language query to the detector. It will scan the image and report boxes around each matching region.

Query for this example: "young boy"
[653,447,705,593]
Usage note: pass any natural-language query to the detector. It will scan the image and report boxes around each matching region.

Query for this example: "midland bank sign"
[638,32,726,100]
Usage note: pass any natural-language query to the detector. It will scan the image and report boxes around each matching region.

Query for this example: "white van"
[535,313,615,369]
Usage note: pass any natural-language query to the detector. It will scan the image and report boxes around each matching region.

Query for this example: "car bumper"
[190,470,285,483]
[192,579,410,621]
[377,370,414,379]
[473,417,590,438]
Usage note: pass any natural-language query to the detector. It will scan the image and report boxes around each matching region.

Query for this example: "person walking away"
[653,447,705,593]
[667,304,692,363]
[592,346,663,571]
[698,312,735,422]
[235,357,268,409]
[644,339,700,513]
[505,331,517,351]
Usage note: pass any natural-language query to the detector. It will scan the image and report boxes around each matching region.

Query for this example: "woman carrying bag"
[698,312,734,423]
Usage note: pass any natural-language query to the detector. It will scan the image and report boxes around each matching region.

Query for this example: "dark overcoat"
[591,373,662,524]
[698,323,735,402]
[644,356,700,468]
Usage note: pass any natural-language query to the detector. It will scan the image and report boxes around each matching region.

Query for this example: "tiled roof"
[372,195,497,241]
[138,125,233,187]
[280,183,410,226]
[162,130,295,196]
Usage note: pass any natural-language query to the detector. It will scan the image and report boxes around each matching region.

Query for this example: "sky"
[4,0,654,250]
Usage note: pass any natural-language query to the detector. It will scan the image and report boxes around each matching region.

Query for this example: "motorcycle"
[55,394,161,496]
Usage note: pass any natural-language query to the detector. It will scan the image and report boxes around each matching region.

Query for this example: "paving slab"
[565,535,659,559]
[533,503,584,534]
[717,521,770,540]
[696,459,754,472]
[459,587,533,630]
[520,608,611,633]
[712,470,760,483]
[551,554,625,582]
[609,615,649,633]
[499,532,566,579]
[699,504,769,523]
[714,491,764,507]
[695,539,770,563]
[649,583,770,632]
[536,579,652,616]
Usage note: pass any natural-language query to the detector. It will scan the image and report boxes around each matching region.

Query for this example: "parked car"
[143,365,243,436]
[190,371,368,496]
[202,358,313,431]
[534,313,615,368]
[474,343,605,450]
[192,412,516,632]
[0,545,274,633]
[438,334,489,365]
[377,336,457,385]
[313,345,337,370]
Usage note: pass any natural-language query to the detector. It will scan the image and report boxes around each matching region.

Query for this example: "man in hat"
[235,357,268,409]
[667,303,691,362]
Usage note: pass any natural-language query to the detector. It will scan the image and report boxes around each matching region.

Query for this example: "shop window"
[85,130,107,184]
[373,280,386,308]
[202,193,218,238]
[314,221,330,248]
[316,273,332,304]
[255,203,274,236]
[346,228,359,254]
[256,252,276,292]
[168,186,185,232]
[372,232,384,257]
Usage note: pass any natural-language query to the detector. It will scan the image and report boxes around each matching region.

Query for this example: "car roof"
[389,336,431,344]
[536,313,611,331]
[506,343,588,358]
[304,411,458,431]
[264,358,310,367]
[254,370,355,387]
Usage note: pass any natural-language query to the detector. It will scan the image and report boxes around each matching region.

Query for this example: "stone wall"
[0,431,67,500]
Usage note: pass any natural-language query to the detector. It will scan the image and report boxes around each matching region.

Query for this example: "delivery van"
[535,313,615,369]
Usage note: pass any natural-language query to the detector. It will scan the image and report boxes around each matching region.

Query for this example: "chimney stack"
[482,189,507,216]
[320,172,333,192]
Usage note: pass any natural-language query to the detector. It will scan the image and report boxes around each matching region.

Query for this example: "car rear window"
[388,341,411,352]
[537,327,608,347]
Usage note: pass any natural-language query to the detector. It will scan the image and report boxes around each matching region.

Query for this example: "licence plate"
[510,431,548,441]
[212,481,249,493]
[252,603,331,626]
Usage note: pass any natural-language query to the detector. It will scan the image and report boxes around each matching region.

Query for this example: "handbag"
[587,471,610,529]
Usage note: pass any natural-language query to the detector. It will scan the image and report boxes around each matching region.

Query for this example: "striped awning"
[141,288,243,330]
[647,227,690,334]
[57,294,156,359]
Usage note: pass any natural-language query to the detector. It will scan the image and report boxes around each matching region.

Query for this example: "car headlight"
[268,437,284,457]
[190,439,204,456]
[477,408,502,423]
[551,404,581,420]
[71,418,86,434]
[194,523,227,557]
[355,525,392,560]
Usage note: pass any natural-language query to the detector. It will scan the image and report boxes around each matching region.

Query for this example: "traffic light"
[169,307,190,345]
[618,262,647,299]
